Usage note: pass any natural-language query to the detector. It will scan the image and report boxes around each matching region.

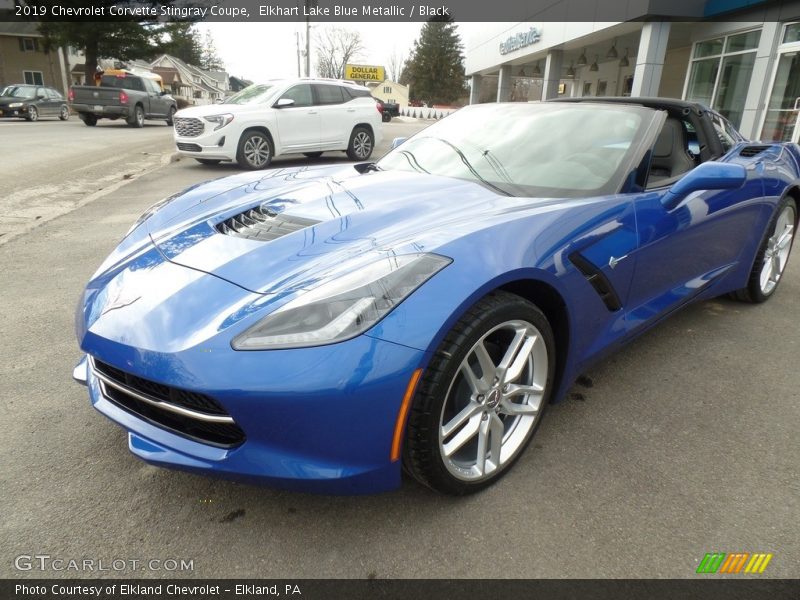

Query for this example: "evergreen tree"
[159,23,203,66]
[200,30,224,71]
[401,16,466,105]
[39,1,166,81]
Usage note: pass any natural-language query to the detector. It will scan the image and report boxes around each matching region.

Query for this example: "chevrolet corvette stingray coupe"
[74,99,799,495]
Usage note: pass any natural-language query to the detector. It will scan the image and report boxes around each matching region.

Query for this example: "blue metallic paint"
[75,112,800,493]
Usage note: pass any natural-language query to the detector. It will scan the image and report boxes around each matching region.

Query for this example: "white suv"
[172,79,384,169]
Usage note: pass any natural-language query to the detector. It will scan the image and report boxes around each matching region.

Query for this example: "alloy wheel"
[243,135,270,167]
[353,131,372,159]
[438,319,548,482]
[759,203,795,295]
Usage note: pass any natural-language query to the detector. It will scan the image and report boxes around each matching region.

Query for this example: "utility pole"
[305,0,311,78]
[295,30,301,77]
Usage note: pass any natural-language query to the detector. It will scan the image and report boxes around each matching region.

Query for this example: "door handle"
[794,97,800,110]
[308,110,318,115]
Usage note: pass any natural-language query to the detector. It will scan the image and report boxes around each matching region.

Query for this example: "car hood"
[135,165,561,296]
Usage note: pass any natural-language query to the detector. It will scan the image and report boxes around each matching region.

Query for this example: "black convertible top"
[551,96,707,117]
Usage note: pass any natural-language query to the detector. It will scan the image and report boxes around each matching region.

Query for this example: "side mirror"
[390,137,407,150]
[37,94,46,100]
[275,98,295,108]
[662,161,747,210]
[160,90,169,96]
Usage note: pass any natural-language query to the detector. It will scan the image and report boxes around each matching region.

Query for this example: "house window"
[23,71,44,85]
[384,86,391,93]
[19,38,39,52]
[193,90,202,99]
[684,29,761,128]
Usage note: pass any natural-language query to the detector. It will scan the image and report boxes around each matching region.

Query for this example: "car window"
[143,79,158,93]
[279,84,312,107]
[36,87,45,98]
[314,84,345,105]
[710,112,737,153]
[2,86,36,98]
[48,88,63,100]
[227,84,277,105]
[344,87,371,99]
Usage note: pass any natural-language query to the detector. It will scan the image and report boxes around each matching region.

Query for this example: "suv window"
[314,84,344,105]
[278,84,313,107]
[345,87,371,99]
[100,75,144,92]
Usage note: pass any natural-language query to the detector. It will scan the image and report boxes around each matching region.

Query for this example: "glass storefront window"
[694,38,724,58]
[726,30,761,53]
[783,23,800,44]
[761,50,800,142]
[684,29,761,128]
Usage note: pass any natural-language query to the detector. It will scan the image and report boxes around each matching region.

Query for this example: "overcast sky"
[198,22,484,80]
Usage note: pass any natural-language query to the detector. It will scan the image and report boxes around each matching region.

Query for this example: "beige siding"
[0,36,65,93]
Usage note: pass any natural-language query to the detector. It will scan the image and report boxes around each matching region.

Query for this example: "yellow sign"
[345,64,385,82]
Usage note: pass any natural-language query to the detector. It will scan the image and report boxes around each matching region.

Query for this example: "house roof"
[0,22,41,36]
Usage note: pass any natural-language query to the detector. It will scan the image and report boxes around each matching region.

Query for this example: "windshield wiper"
[427,136,511,196]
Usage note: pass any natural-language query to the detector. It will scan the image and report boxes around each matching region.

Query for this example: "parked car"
[172,79,384,169]
[0,84,69,121]
[73,98,798,495]
[69,73,177,127]
[373,97,399,122]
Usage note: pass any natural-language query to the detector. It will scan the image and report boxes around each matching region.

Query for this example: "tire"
[382,112,391,123]
[26,106,38,122]
[303,152,323,159]
[128,105,144,128]
[731,196,796,303]
[81,114,97,127]
[195,159,221,165]
[403,291,555,495]
[346,126,374,161]
[236,130,273,170]
[166,106,176,126]
[59,105,70,121]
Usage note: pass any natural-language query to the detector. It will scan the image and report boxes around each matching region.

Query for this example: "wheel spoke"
[441,401,481,438]
[504,334,537,384]
[474,417,490,475]
[501,383,544,413]
[472,341,496,383]
[442,414,481,457]
[488,414,504,470]
[776,226,793,251]
[460,361,487,395]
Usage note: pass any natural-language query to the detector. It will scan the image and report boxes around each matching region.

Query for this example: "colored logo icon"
[697,552,773,574]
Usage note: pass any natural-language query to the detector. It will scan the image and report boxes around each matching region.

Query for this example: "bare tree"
[315,27,364,79]
[386,48,407,83]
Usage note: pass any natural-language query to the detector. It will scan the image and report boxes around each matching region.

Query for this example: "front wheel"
[128,105,144,128]
[236,131,273,170]
[59,106,70,121]
[26,106,39,122]
[732,196,796,303]
[346,126,374,161]
[403,291,555,495]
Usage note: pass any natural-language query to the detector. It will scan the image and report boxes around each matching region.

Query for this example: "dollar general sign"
[345,64,385,82]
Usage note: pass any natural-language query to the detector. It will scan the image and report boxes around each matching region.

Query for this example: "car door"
[624,115,766,332]
[47,88,64,116]
[312,83,350,148]
[35,86,52,116]
[272,84,320,152]
[143,78,166,117]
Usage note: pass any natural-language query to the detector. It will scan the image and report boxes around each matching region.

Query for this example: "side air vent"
[569,252,623,312]
[216,205,320,241]
[739,145,771,158]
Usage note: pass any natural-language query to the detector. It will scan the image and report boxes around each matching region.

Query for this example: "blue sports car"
[74,98,798,495]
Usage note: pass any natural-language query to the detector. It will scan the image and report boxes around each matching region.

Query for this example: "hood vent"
[739,145,771,158]
[216,206,320,241]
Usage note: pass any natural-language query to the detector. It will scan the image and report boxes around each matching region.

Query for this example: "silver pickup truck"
[69,74,177,127]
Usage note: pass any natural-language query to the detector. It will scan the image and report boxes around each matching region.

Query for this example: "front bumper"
[0,106,28,117]
[75,331,425,494]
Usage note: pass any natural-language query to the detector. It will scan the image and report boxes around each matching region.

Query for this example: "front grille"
[174,117,204,137]
[177,142,202,152]
[217,205,319,241]
[92,358,245,448]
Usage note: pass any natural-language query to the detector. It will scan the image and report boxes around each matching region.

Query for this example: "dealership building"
[464,0,800,142]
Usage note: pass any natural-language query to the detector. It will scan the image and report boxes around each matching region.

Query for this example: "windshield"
[1,86,36,99]
[225,84,279,105]
[377,103,655,197]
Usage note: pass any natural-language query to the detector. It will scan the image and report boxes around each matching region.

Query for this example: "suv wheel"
[236,131,273,170]
[347,126,374,160]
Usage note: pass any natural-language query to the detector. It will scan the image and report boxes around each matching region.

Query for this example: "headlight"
[232,253,452,350]
[203,113,234,130]
[8,102,23,108]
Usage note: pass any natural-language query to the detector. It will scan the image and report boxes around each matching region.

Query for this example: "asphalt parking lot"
[0,116,798,579]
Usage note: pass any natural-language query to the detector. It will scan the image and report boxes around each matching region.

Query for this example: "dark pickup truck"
[69,74,177,127]
[373,97,400,122]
